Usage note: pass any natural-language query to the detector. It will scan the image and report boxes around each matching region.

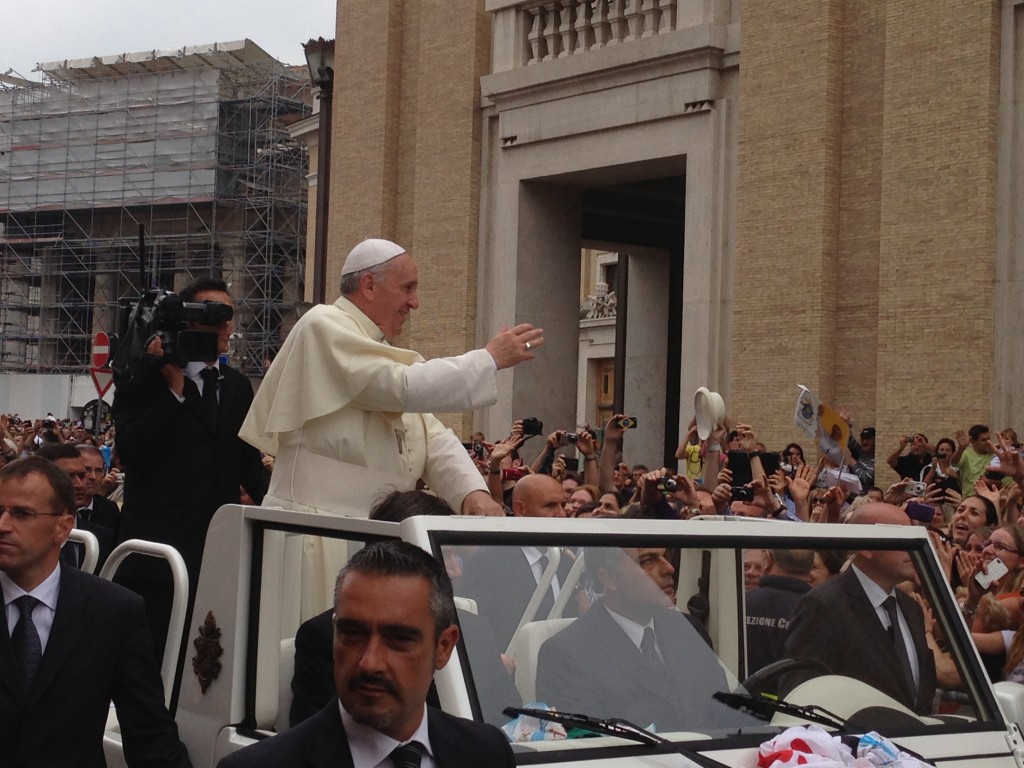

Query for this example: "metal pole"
[312,77,333,305]
[137,224,147,289]
[613,252,629,415]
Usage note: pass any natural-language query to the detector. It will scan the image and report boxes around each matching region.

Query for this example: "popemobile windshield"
[91,507,1024,768]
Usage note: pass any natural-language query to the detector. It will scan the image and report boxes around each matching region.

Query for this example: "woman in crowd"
[924,437,961,493]
[596,492,621,516]
[962,524,1024,679]
[782,443,805,468]
[947,495,998,551]
[565,484,600,517]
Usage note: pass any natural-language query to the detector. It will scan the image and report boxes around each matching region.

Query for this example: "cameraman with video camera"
[112,277,267,660]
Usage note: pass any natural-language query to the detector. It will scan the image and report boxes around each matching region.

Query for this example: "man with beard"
[218,541,512,767]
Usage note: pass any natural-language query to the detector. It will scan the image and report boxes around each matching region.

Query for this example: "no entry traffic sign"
[92,332,111,369]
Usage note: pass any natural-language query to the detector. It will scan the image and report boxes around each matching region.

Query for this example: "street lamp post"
[303,37,335,305]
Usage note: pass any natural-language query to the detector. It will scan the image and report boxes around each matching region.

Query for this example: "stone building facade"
[326,0,1022,479]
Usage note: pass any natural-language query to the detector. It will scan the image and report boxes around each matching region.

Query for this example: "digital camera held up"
[110,289,233,379]
[656,476,679,492]
[521,417,544,437]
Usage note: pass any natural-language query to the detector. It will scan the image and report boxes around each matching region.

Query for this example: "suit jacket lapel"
[896,589,933,711]
[216,366,239,435]
[428,708,468,768]
[303,702,355,768]
[0,602,20,702]
[590,605,679,707]
[182,377,213,434]
[26,567,93,708]
[839,570,913,703]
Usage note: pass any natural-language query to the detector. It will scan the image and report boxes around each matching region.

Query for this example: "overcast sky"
[3,0,336,81]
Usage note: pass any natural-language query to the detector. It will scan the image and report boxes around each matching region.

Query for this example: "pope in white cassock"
[240,238,543,615]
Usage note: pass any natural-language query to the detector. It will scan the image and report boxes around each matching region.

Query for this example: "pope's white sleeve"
[404,348,498,413]
[421,416,488,512]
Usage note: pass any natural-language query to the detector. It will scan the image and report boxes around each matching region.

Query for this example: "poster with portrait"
[793,385,850,464]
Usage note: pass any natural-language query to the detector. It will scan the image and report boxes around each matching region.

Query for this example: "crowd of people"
[7,392,1024,671]
[1,413,122,492]
[462,414,1024,528]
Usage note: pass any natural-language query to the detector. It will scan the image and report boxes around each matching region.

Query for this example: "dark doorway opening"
[581,174,685,469]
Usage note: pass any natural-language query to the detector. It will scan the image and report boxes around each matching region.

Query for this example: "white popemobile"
[85,506,1024,768]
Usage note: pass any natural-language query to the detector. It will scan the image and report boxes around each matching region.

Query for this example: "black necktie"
[12,595,43,693]
[882,596,916,694]
[640,625,665,671]
[390,742,424,768]
[201,367,219,427]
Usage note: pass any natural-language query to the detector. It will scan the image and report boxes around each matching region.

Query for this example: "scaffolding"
[0,40,311,376]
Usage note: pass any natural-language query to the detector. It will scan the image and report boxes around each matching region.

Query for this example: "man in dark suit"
[77,443,122,538]
[220,540,513,767]
[535,546,756,732]
[782,503,937,714]
[37,443,118,569]
[0,456,191,768]
[459,473,577,650]
[113,277,267,656]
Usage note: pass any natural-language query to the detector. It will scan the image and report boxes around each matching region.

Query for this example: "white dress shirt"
[605,604,664,662]
[339,701,436,768]
[168,361,222,403]
[522,546,562,596]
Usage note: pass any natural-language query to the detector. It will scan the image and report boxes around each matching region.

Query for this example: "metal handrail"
[506,546,570,657]
[99,539,190,708]
[66,527,99,575]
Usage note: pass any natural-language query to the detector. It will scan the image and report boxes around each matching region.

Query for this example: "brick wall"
[735,0,1000,484]
[874,0,999,485]
[734,0,845,444]
[330,0,490,437]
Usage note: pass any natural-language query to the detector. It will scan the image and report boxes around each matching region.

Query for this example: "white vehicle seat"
[513,618,574,703]
[994,681,1024,731]
[775,675,934,727]
[275,637,296,733]
[454,596,478,614]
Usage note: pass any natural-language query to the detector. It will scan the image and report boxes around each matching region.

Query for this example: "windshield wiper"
[504,705,667,745]
[713,691,847,730]
[503,706,731,767]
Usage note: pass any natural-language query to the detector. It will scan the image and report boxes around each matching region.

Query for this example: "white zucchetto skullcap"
[341,238,407,275]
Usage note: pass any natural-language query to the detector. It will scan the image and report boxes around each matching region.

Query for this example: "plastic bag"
[500,702,568,742]
[758,726,936,768]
